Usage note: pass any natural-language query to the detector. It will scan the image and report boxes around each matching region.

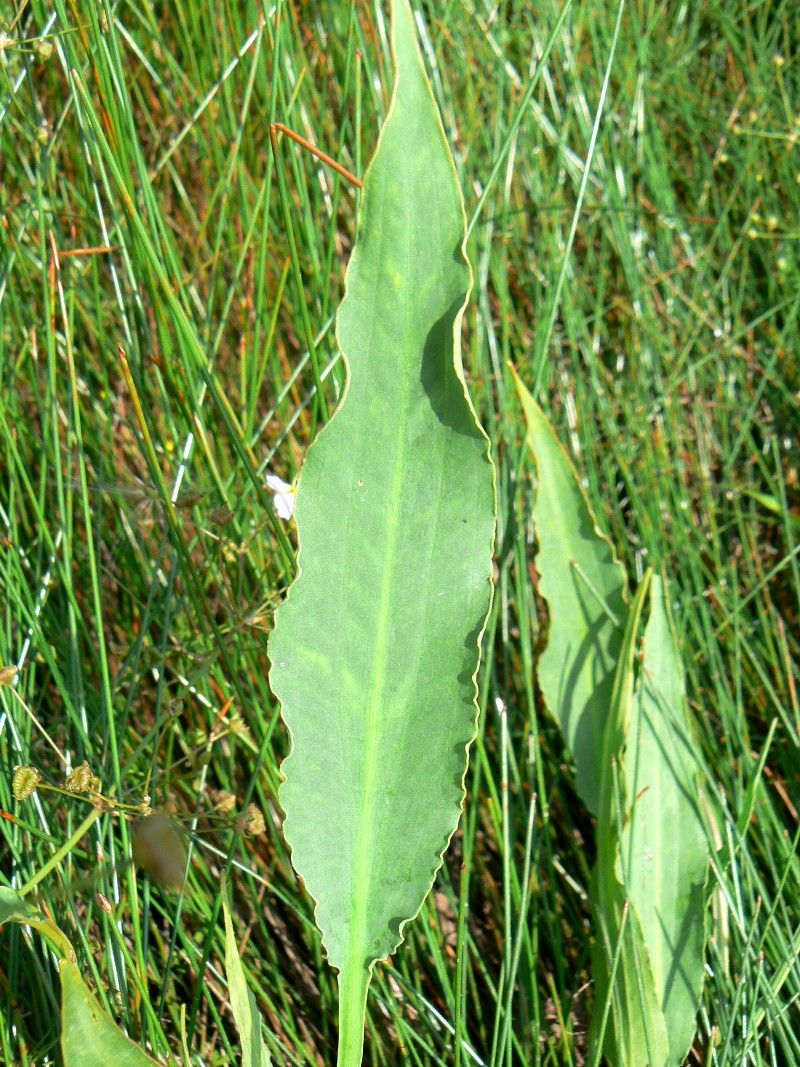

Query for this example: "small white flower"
[265,473,296,520]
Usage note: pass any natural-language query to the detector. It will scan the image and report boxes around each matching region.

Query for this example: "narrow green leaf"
[0,886,75,960]
[60,959,158,1067]
[622,574,707,1063]
[222,884,272,1067]
[512,369,627,813]
[591,573,670,1067]
[268,0,495,1063]
[514,381,707,1063]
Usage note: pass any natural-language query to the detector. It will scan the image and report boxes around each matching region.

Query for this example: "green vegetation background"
[1,1,797,1064]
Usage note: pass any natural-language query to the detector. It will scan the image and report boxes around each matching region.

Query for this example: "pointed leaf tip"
[222,886,272,1066]
[513,369,627,814]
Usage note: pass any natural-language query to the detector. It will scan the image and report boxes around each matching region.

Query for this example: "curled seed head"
[12,766,41,802]
[178,488,204,508]
[236,803,266,837]
[215,790,237,815]
[64,761,96,794]
[210,505,235,526]
[228,715,252,743]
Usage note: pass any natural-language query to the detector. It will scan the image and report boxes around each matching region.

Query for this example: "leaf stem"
[18,806,103,897]
[337,963,370,1067]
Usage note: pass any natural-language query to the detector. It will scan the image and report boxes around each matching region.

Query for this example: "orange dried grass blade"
[270,122,362,189]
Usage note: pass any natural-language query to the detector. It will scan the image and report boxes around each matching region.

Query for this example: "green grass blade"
[512,368,627,813]
[622,574,707,1063]
[268,2,495,1064]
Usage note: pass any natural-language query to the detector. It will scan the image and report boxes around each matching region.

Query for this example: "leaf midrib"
[346,190,414,973]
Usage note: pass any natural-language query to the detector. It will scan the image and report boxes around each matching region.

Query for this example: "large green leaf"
[621,575,707,1064]
[512,370,627,813]
[267,1,494,1064]
[60,959,159,1067]
[591,573,670,1067]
